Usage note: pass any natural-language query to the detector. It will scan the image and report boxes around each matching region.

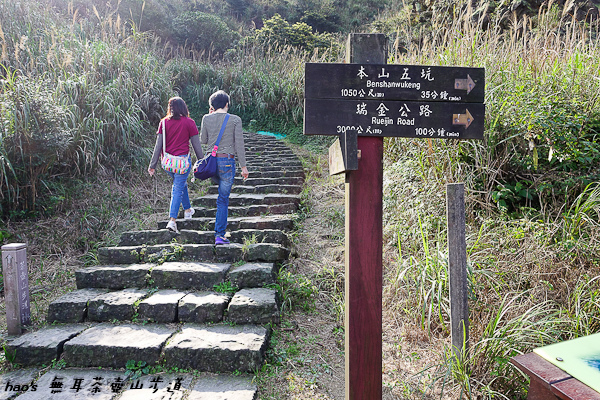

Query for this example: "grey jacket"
[200,112,246,167]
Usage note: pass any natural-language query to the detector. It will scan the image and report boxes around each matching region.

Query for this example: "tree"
[251,13,334,51]
[172,11,240,56]
[300,10,342,32]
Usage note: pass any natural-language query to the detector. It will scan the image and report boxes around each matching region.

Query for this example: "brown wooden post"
[2,243,31,335]
[446,183,469,358]
[345,33,386,400]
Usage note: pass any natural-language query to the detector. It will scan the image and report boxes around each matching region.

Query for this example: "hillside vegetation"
[1,0,600,398]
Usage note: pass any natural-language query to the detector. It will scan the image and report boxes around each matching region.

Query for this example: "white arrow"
[452,109,474,129]
[454,75,476,94]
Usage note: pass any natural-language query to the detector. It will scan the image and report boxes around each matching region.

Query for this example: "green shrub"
[247,14,336,52]
[172,11,240,56]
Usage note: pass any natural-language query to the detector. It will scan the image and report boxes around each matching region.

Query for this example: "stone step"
[87,288,148,322]
[245,155,296,161]
[71,261,275,291]
[246,156,298,162]
[207,184,302,195]
[245,156,301,162]
[5,325,88,366]
[73,262,277,292]
[97,243,289,264]
[245,161,302,169]
[51,270,278,324]
[226,288,280,325]
[245,140,289,144]
[177,291,231,323]
[47,288,109,323]
[236,170,304,179]
[228,262,277,289]
[75,264,149,290]
[62,323,176,368]
[18,368,127,399]
[235,169,304,179]
[244,140,288,146]
[76,262,230,290]
[120,228,290,247]
[192,193,300,208]
[163,324,269,372]
[244,137,288,144]
[158,215,295,232]
[150,262,231,290]
[245,135,288,141]
[0,368,38,398]
[245,151,298,156]
[244,150,298,157]
[188,375,257,400]
[241,165,304,173]
[138,289,187,323]
[231,176,304,186]
[189,203,298,218]
[244,152,296,159]
[13,322,267,372]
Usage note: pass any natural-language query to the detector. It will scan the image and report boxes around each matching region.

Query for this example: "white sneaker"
[166,220,178,233]
[184,208,195,220]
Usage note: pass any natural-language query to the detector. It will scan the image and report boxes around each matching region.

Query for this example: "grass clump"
[0,0,175,218]
[373,3,600,397]
[213,281,237,294]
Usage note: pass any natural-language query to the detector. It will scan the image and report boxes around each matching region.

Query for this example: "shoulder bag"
[160,119,191,174]
[193,114,230,181]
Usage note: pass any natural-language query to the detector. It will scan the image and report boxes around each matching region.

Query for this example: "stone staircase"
[4,133,303,399]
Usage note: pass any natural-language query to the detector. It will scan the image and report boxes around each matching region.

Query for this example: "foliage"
[172,11,240,56]
[246,14,337,52]
[299,10,342,33]
[276,266,317,313]
[562,182,600,241]
[50,0,192,42]
[125,360,152,379]
[2,345,16,364]
[213,281,238,294]
[381,0,600,215]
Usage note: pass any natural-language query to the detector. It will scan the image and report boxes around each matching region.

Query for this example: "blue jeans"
[166,157,192,219]
[214,156,235,237]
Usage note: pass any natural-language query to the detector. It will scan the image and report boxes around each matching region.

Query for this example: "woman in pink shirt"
[148,97,204,233]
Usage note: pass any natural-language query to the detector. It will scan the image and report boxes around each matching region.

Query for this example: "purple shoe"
[215,236,230,245]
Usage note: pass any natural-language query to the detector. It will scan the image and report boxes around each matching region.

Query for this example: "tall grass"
[384,0,600,213]
[378,2,600,398]
[0,0,180,216]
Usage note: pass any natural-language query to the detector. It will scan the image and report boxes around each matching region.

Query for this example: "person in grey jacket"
[200,90,249,245]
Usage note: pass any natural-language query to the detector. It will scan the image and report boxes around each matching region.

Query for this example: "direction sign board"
[304,63,485,140]
[304,99,484,139]
[305,63,485,103]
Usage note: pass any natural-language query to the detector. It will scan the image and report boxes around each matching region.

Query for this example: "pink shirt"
[156,117,199,156]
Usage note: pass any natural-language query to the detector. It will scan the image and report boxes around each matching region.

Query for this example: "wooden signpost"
[304,33,484,399]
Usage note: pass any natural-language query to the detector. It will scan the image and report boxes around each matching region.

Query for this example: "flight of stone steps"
[4,133,303,399]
